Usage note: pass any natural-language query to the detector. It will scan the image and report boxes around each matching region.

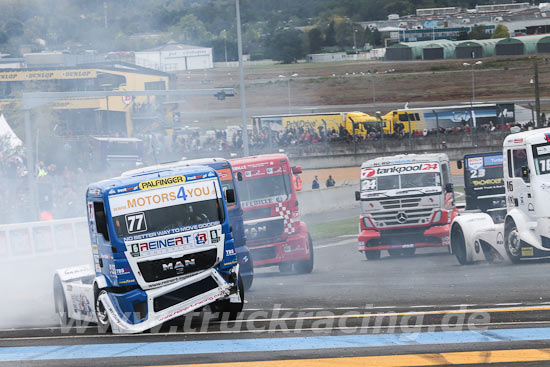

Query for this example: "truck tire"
[402,247,416,257]
[211,276,244,320]
[95,290,112,332]
[53,275,69,326]
[295,233,314,274]
[279,262,293,273]
[504,219,522,264]
[242,275,253,291]
[364,250,381,260]
[451,224,471,265]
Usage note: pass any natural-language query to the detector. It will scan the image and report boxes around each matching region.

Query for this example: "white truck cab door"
[505,148,536,221]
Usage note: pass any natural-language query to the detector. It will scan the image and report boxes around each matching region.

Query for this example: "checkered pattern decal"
[274,202,295,234]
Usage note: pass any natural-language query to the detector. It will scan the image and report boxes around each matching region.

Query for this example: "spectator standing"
[312,175,320,189]
[326,175,336,188]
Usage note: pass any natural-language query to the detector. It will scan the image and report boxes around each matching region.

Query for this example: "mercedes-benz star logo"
[396,212,408,224]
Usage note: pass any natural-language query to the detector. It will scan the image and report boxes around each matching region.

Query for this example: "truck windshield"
[532,143,550,175]
[112,198,223,238]
[236,174,291,203]
[362,172,441,191]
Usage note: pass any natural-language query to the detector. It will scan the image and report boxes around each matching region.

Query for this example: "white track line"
[4,321,550,341]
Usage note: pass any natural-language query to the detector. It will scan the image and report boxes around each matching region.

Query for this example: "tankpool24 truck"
[356,153,457,260]
[53,165,244,333]
[451,128,550,264]
[123,158,254,290]
[230,154,314,274]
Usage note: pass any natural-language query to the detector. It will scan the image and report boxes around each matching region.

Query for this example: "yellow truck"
[251,112,379,138]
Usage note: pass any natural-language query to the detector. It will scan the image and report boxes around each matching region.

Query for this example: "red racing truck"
[355,153,458,260]
[230,154,314,273]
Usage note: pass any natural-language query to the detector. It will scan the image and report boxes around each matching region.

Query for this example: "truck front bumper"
[249,231,310,267]
[101,267,236,334]
[358,224,451,252]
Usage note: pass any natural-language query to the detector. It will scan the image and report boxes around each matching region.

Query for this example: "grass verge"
[309,217,358,242]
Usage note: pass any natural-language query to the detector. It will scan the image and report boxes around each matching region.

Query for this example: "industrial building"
[134,43,213,72]
[386,34,550,61]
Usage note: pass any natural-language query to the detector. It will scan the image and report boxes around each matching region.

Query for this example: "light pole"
[222,29,228,66]
[279,73,298,113]
[352,28,358,54]
[463,61,482,103]
[236,0,249,156]
[368,69,377,115]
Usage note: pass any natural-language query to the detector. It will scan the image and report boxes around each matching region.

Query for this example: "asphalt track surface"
[5,228,550,366]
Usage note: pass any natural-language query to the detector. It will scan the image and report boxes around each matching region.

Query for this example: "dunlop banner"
[0,69,97,82]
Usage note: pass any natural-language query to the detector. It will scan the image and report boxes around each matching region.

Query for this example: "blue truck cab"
[124,158,254,290]
[53,165,244,334]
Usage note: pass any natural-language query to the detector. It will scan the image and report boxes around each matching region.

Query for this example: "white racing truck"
[451,128,550,264]
[356,153,457,260]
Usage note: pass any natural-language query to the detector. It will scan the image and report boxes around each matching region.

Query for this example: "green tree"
[307,27,323,53]
[171,14,212,45]
[492,24,510,39]
[266,27,304,64]
[3,20,23,38]
[468,25,490,40]
[372,28,382,47]
[324,21,336,46]
[456,28,469,41]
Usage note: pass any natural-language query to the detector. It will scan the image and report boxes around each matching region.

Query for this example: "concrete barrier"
[297,182,359,216]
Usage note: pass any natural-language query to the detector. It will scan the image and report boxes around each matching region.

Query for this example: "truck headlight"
[432,210,442,223]
[363,217,375,229]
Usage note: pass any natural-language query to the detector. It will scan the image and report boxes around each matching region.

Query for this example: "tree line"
[0,0,516,63]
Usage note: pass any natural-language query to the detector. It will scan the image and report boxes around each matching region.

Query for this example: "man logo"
[396,212,408,224]
[162,259,196,272]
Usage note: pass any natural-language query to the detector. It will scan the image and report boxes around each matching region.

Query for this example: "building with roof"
[386,39,456,61]
[455,39,499,59]
[493,34,550,55]
[135,43,213,72]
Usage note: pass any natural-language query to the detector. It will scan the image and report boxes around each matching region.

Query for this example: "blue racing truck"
[124,158,254,290]
[53,165,244,333]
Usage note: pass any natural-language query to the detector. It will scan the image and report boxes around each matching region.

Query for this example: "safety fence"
[0,217,90,261]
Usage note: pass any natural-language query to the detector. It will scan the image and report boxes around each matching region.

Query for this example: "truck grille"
[250,246,277,261]
[371,208,434,227]
[138,248,218,283]
[244,218,284,241]
[379,198,421,210]
[153,276,219,312]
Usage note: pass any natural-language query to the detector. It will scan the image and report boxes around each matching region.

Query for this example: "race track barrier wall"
[296,182,359,216]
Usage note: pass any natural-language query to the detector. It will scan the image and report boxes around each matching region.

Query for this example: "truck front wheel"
[364,250,381,260]
[504,219,522,264]
[53,275,69,326]
[211,276,244,320]
[451,224,471,265]
[295,233,314,274]
[95,290,111,332]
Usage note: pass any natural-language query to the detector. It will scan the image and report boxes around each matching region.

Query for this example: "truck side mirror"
[457,160,463,169]
[237,172,243,181]
[291,166,302,174]
[445,183,454,193]
[225,188,236,203]
[521,166,530,178]
[355,191,361,201]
